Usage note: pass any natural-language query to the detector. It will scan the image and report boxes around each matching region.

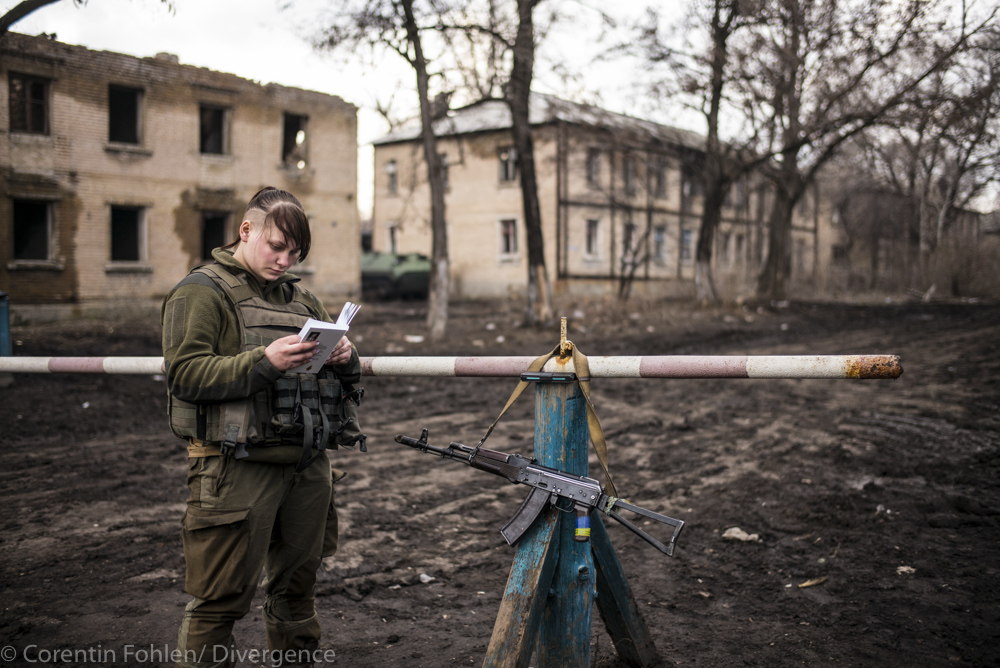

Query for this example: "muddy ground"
[1,296,998,667]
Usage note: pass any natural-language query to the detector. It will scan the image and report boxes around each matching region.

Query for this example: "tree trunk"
[695,174,725,304]
[401,0,449,340]
[756,185,795,299]
[694,0,738,306]
[508,0,553,326]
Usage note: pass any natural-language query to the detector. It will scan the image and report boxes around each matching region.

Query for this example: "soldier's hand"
[265,334,318,371]
[325,336,353,366]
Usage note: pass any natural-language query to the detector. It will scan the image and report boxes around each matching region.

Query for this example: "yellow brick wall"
[1,33,359,306]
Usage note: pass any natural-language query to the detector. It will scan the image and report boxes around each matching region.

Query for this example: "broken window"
[9,73,50,135]
[12,199,51,260]
[498,147,518,183]
[199,104,228,154]
[108,85,142,144]
[282,113,308,168]
[111,206,144,262]
[201,211,229,260]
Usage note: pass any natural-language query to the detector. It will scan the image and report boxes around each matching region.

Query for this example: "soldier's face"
[236,220,301,285]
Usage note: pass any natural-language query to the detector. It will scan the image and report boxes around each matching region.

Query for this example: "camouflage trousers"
[175,451,338,668]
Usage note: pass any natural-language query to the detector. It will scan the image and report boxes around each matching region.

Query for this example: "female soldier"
[161,187,359,668]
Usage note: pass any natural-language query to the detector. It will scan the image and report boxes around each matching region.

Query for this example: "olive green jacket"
[161,248,360,412]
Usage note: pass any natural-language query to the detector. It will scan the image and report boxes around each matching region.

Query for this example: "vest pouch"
[270,375,304,436]
[318,369,366,450]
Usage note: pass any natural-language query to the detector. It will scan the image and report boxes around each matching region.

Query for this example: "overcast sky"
[4,0,688,217]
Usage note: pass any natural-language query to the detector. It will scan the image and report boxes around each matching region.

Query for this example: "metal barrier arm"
[0,355,901,379]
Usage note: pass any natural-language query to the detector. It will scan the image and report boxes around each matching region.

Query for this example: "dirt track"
[1,297,999,667]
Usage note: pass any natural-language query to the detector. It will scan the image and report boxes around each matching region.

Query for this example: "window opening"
[585,219,600,257]
[111,206,143,262]
[199,104,227,154]
[12,200,51,260]
[654,225,667,264]
[586,148,601,188]
[498,147,518,183]
[439,153,450,189]
[282,113,308,168]
[9,73,49,134]
[500,219,518,256]
[386,160,398,194]
[201,212,229,260]
[109,85,142,144]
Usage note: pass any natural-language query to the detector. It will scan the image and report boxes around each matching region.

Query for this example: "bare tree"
[629,0,766,304]
[730,0,997,298]
[843,26,1000,288]
[313,0,451,339]
[431,0,555,324]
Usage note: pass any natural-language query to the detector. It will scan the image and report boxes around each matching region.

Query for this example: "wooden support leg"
[591,515,661,667]
[537,501,595,666]
[483,509,561,668]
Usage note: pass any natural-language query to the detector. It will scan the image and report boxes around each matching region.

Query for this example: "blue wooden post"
[534,377,596,666]
[0,292,10,357]
[483,375,596,667]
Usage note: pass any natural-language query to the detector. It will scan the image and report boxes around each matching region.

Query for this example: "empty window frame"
[585,219,600,258]
[108,85,142,144]
[110,206,145,262]
[386,159,398,194]
[199,104,229,154]
[201,211,229,260]
[12,199,52,260]
[498,147,518,183]
[586,148,601,188]
[499,219,518,257]
[9,73,50,135]
[282,113,308,168]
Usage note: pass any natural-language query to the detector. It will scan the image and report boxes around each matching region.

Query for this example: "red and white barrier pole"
[0,354,901,379]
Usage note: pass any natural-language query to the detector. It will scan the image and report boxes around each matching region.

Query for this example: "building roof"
[372,92,705,151]
[2,32,356,112]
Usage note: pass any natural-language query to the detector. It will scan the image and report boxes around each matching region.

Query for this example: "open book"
[288,302,361,374]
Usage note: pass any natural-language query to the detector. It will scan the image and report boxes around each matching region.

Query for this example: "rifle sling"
[476,344,618,498]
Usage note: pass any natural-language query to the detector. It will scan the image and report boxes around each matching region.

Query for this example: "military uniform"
[162,248,359,668]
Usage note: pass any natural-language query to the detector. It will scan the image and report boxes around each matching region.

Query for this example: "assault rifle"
[395,429,684,556]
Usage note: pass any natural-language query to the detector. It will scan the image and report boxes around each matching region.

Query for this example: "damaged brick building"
[1,32,360,314]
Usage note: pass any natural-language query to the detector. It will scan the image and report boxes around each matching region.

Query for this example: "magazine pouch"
[318,368,367,451]
[270,375,304,436]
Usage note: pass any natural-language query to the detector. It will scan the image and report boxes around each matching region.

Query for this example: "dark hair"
[223,187,312,261]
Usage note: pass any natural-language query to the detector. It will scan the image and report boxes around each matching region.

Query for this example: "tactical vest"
[167,263,365,471]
